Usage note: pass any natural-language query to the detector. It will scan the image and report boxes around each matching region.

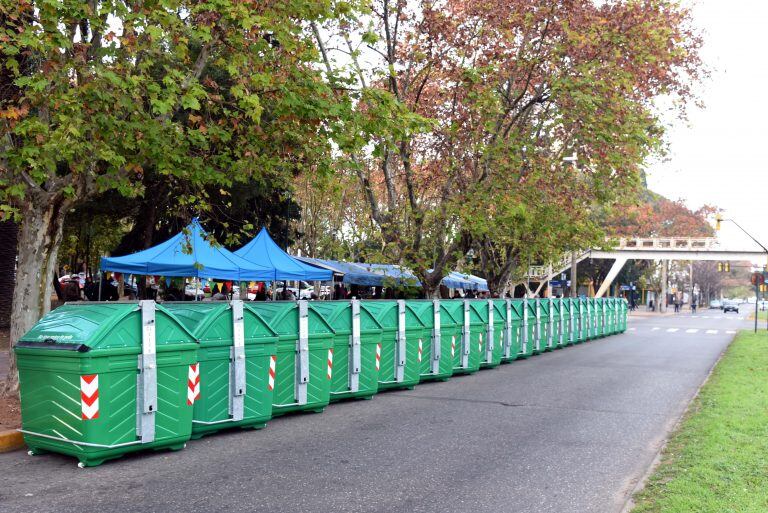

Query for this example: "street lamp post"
[716,216,768,333]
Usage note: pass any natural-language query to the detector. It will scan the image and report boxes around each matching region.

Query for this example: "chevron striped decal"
[268,355,277,391]
[187,363,200,406]
[418,338,423,362]
[327,348,334,380]
[375,343,381,371]
[80,374,99,420]
[451,335,456,357]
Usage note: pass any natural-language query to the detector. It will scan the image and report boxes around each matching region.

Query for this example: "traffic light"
[717,262,723,272]
[725,262,730,272]
[715,215,722,231]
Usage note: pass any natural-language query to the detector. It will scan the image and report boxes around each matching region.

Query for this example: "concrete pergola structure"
[523,237,768,303]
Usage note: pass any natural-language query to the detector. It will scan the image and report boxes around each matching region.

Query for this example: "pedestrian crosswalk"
[690,315,745,320]
[624,326,740,336]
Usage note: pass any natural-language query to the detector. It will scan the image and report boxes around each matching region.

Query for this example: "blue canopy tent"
[100,218,275,282]
[360,263,422,287]
[467,274,489,292]
[234,227,332,281]
[442,271,477,290]
[296,257,383,286]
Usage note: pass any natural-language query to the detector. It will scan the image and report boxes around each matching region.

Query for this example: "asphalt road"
[0,309,748,513]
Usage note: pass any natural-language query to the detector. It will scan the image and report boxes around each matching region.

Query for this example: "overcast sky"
[645,0,768,258]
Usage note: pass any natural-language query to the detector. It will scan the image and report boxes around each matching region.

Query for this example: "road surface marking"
[651,327,660,331]
[705,329,718,334]
[628,327,636,331]
[666,328,679,333]
[726,330,736,334]
[686,329,699,334]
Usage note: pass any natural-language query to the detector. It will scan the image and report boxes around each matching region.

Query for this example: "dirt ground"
[0,328,21,430]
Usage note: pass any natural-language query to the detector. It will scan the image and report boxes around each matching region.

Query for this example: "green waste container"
[502,299,525,362]
[250,301,334,416]
[163,301,278,439]
[618,298,628,332]
[588,298,598,340]
[549,298,565,349]
[411,300,453,382]
[15,301,198,467]
[574,298,587,343]
[561,298,574,346]
[609,298,618,334]
[530,298,546,354]
[365,300,425,391]
[480,300,504,369]
[311,300,383,402]
[539,298,555,351]
[598,298,608,337]
[448,299,480,374]
[511,298,534,358]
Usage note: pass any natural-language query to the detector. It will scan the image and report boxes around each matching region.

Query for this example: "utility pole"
[570,252,578,298]
[660,260,668,313]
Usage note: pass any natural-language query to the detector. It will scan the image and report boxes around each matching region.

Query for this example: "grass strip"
[632,330,768,513]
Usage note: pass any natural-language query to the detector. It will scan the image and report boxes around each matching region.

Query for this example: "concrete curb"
[0,429,24,453]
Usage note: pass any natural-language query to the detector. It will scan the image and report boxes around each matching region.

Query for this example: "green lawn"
[632,331,768,513]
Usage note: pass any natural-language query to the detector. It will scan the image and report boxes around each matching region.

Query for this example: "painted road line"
[651,327,660,331]
[685,329,699,334]
[666,328,679,333]
[628,327,636,331]
[726,330,737,334]
[705,329,718,334]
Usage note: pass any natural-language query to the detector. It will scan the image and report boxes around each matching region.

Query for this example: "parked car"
[184,283,206,300]
[709,299,722,309]
[722,300,739,314]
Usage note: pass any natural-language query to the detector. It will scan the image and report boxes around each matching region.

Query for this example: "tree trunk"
[3,196,70,396]
[0,221,19,328]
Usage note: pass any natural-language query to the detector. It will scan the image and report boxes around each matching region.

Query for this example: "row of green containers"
[15,297,628,467]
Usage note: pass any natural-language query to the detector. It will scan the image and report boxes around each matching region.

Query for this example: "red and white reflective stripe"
[478,333,483,353]
[187,363,200,406]
[451,336,456,357]
[80,374,99,420]
[267,355,277,391]
[327,348,334,379]
[418,339,423,362]
[375,343,381,371]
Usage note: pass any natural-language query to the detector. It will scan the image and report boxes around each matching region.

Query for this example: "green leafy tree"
[0,0,343,393]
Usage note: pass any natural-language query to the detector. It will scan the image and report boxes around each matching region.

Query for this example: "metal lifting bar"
[431,300,441,374]
[296,301,310,405]
[229,300,246,422]
[547,297,554,348]
[461,300,470,368]
[349,299,361,392]
[137,300,157,444]
[486,300,494,363]
[535,299,541,351]
[395,300,407,382]
[504,299,513,359]
[521,297,529,354]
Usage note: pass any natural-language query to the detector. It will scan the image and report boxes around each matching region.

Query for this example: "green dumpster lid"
[16,302,196,353]
[309,301,383,334]
[164,302,279,343]
[245,301,335,337]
